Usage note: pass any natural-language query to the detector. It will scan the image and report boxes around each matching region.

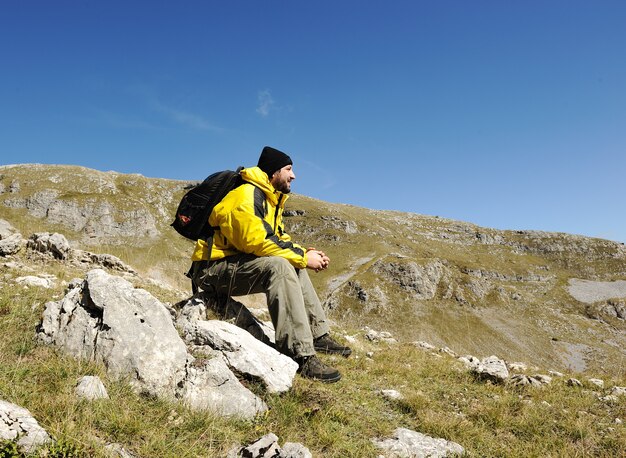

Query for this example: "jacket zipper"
[274,194,283,232]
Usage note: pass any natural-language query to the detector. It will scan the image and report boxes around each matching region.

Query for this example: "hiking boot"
[297,355,341,383]
[313,333,352,357]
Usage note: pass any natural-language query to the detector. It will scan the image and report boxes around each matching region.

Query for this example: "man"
[191,146,351,383]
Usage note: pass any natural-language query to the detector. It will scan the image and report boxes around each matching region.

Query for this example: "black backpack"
[171,167,245,242]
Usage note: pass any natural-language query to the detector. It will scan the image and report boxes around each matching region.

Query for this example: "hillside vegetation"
[0,163,625,456]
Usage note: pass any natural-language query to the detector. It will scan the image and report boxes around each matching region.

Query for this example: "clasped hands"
[306,247,330,272]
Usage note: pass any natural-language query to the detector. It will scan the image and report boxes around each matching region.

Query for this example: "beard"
[275,180,291,194]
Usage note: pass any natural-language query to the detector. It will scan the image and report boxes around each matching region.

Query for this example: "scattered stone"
[283,209,306,217]
[508,362,528,372]
[567,378,583,387]
[180,319,298,394]
[587,378,604,388]
[458,355,481,371]
[0,219,18,238]
[75,375,109,400]
[412,341,436,351]
[548,370,565,377]
[379,389,404,401]
[240,434,282,458]
[364,327,398,344]
[27,232,71,259]
[373,427,464,457]
[439,346,457,358]
[227,433,312,458]
[474,356,509,383]
[366,351,374,358]
[541,401,552,407]
[510,374,543,388]
[615,418,622,425]
[104,442,136,458]
[344,334,357,344]
[0,233,23,256]
[533,374,552,385]
[281,442,313,458]
[610,386,626,397]
[71,249,136,274]
[0,399,52,453]
[15,275,55,289]
[600,395,619,403]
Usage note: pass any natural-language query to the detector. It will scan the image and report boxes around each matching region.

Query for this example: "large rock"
[0,399,52,453]
[181,319,298,394]
[373,427,465,457]
[179,352,267,419]
[37,269,189,397]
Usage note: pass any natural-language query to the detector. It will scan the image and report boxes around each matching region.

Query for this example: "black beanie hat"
[257,146,293,177]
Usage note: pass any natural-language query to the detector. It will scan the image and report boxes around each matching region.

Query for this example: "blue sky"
[2,1,625,243]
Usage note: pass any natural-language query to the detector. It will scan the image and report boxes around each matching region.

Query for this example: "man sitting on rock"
[191,146,351,383]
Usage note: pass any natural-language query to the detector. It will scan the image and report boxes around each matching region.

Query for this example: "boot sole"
[314,346,352,357]
[303,372,342,383]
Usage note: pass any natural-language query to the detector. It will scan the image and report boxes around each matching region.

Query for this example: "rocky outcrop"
[4,192,159,243]
[27,232,71,259]
[0,399,52,453]
[37,269,279,419]
[26,231,135,274]
[373,427,465,457]
[373,258,444,300]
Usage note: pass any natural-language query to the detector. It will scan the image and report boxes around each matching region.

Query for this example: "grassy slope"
[1,255,625,457]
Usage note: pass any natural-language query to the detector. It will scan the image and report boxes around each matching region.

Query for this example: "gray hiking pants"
[193,254,330,357]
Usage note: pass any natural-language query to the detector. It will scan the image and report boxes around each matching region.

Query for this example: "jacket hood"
[240,166,288,206]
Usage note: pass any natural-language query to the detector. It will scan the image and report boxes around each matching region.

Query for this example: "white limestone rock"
[183,320,298,394]
[180,353,267,419]
[0,233,23,256]
[587,378,604,388]
[373,427,465,457]
[27,232,71,259]
[0,399,52,453]
[458,355,481,371]
[475,356,509,383]
[37,269,189,398]
[15,275,55,289]
[75,376,109,400]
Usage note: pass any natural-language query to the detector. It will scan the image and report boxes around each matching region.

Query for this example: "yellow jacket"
[191,167,308,269]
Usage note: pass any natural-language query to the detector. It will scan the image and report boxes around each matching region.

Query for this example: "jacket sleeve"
[216,186,308,269]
